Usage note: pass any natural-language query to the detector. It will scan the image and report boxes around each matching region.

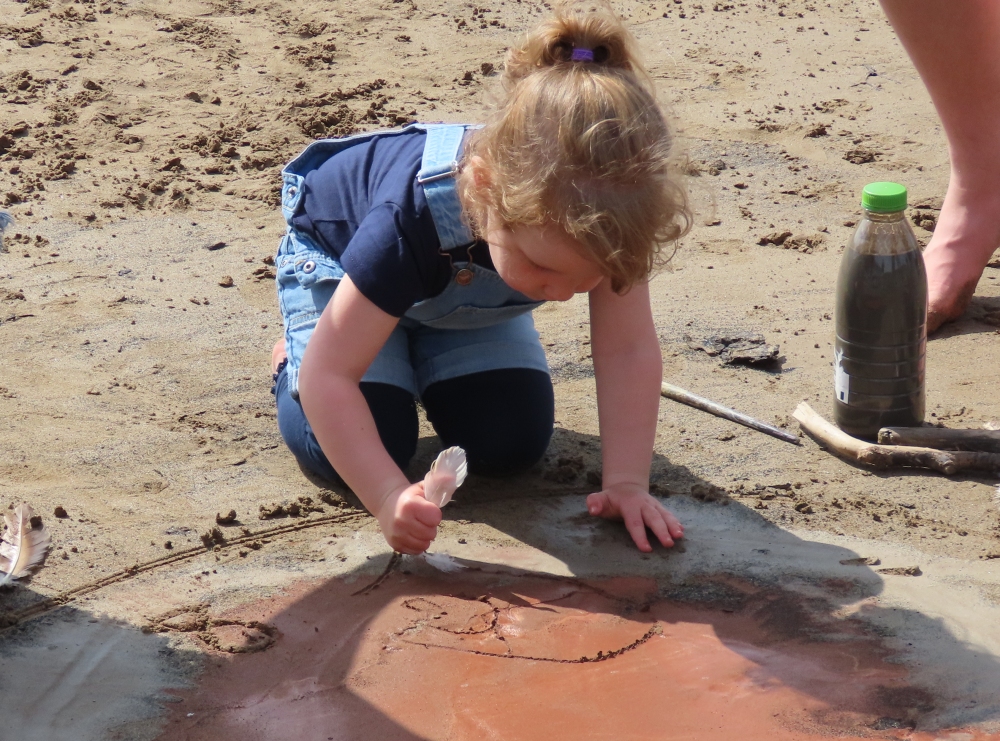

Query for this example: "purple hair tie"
[571,47,594,62]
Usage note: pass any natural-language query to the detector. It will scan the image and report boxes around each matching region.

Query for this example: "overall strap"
[416,124,476,250]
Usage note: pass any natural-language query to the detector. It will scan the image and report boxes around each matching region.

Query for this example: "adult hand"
[586,483,684,552]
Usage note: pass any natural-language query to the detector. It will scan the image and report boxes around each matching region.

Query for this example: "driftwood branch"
[878,427,1000,453]
[793,403,1000,475]
[661,382,800,445]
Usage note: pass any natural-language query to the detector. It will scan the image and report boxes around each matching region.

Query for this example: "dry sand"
[2,0,1000,738]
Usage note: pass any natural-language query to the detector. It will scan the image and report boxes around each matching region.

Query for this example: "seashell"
[423,446,467,507]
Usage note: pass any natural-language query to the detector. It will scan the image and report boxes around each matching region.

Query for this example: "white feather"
[423,446,468,507]
[422,552,467,573]
[0,504,51,586]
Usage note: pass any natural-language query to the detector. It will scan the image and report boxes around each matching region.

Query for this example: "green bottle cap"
[861,182,907,212]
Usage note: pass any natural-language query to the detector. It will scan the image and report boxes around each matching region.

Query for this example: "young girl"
[272,0,690,555]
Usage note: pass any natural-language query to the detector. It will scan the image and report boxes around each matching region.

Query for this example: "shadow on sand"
[930,294,1000,340]
[0,591,202,741]
[149,430,1000,740]
[2,434,996,740]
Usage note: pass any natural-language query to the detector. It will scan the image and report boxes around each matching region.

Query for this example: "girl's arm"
[298,274,442,554]
[587,278,684,551]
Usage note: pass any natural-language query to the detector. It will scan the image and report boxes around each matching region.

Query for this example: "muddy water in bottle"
[834,182,927,439]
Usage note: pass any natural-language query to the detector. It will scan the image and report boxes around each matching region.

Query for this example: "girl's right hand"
[376,482,443,555]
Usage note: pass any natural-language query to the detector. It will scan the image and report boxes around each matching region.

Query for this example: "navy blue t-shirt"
[289,128,493,318]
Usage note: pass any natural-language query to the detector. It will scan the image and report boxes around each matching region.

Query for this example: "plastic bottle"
[834,182,927,439]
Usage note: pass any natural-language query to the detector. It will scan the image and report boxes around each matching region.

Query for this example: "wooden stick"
[793,402,1000,475]
[661,382,800,445]
[879,427,1000,453]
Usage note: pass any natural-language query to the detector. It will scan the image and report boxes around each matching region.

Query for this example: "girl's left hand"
[586,483,684,552]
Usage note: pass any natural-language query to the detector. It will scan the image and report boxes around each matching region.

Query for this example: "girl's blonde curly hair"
[457,0,691,293]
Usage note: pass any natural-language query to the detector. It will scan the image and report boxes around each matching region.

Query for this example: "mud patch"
[158,567,968,740]
[686,331,782,367]
[145,603,277,654]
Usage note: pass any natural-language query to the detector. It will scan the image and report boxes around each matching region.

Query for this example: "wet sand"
[156,567,988,741]
[2,496,999,740]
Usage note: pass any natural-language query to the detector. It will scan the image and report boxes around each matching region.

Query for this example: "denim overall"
[276,124,549,399]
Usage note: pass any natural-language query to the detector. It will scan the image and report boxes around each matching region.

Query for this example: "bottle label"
[834,348,850,402]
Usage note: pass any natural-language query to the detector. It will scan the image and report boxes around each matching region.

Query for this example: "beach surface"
[2,0,1000,738]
